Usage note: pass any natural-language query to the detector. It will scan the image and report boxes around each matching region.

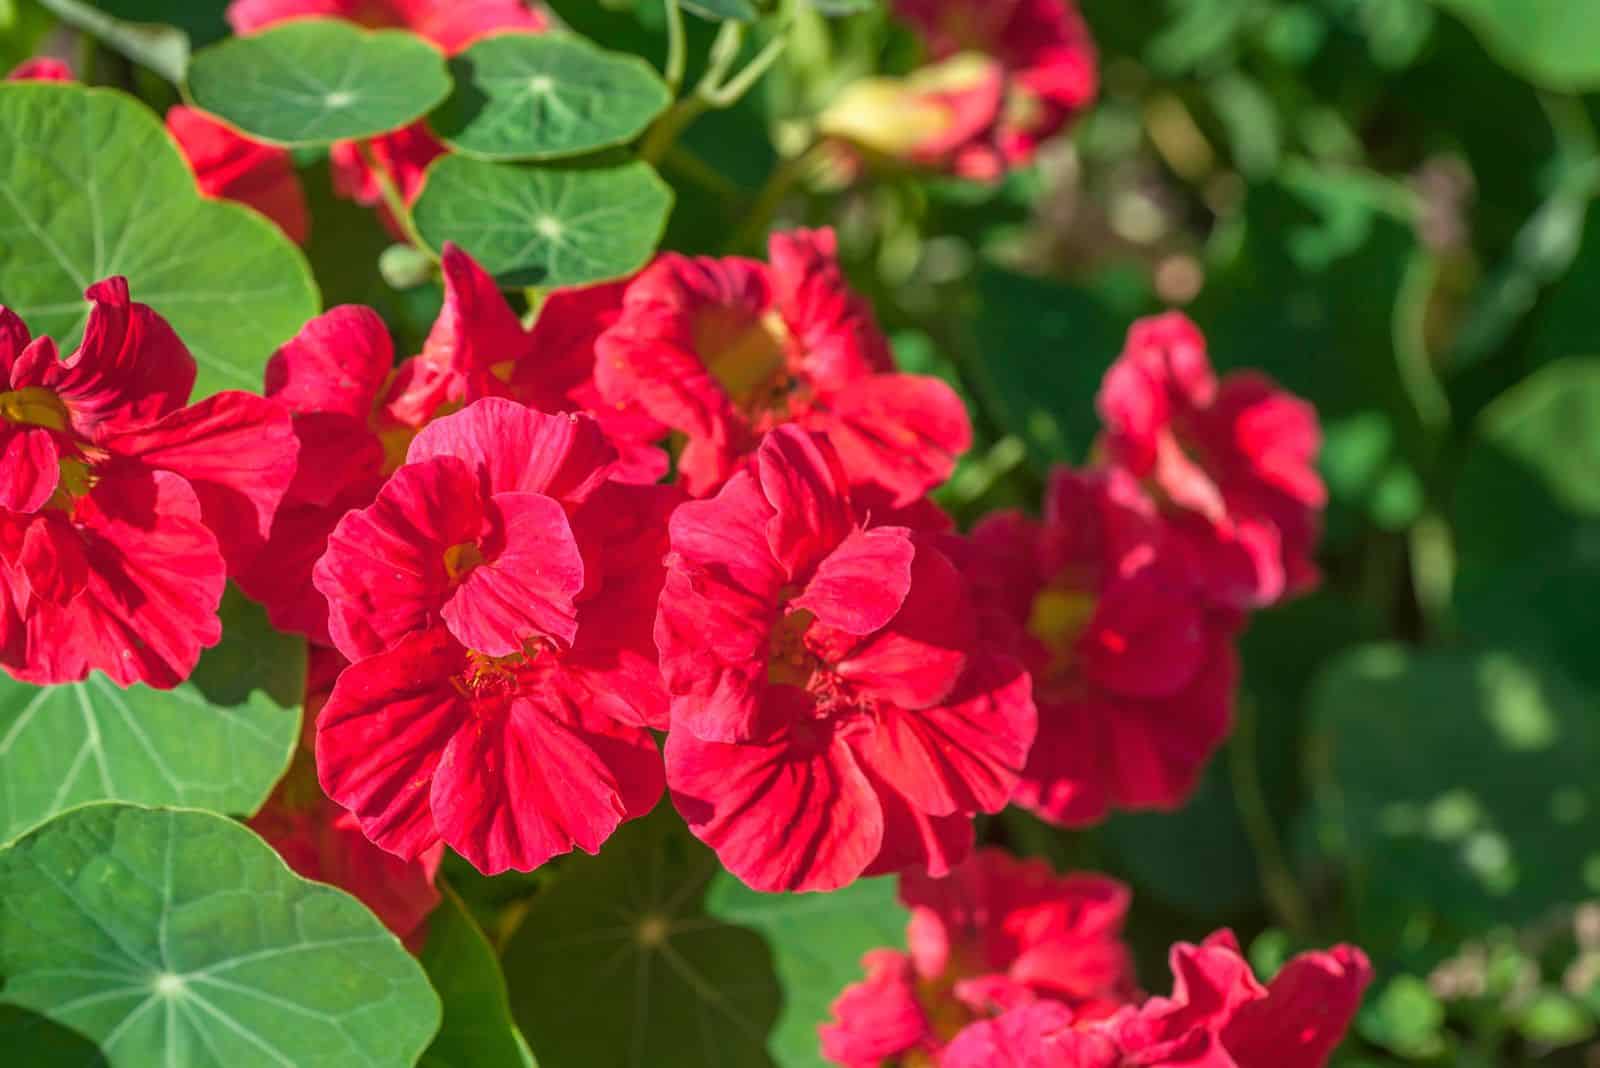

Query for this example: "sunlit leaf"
[0,588,303,844]
[0,804,441,1066]
[0,83,320,398]
[186,19,451,146]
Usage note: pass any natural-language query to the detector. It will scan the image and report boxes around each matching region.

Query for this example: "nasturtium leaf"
[0,82,319,399]
[705,874,906,1068]
[504,805,780,1068]
[412,155,674,288]
[0,588,303,845]
[1430,0,1600,90]
[419,887,527,1068]
[0,804,441,1067]
[433,33,671,161]
[681,0,758,22]
[1453,359,1600,690]
[1307,645,1600,964]
[185,19,451,146]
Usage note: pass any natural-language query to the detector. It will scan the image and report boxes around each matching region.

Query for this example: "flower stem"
[729,140,821,251]
[663,0,687,93]
[355,139,433,257]
[639,20,789,164]
[1228,695,1315,938]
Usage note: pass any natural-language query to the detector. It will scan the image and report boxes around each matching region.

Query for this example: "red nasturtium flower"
[166,106,311,245]
[597,228,970,503]
[238,243,652,644]
[956,468,1238,827]
[0,280,296,687]
[6,58,73,81]
[250,648,443,948]
[313,399,672,874]
[226,0,548,236]
[821,0,1097,180]
[941,932,1372,1068]
[821,849,1136,1066]
[659,426,1034,892]
[1097,312,1325,611]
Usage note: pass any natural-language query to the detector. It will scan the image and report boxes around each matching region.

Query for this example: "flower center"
[1027,587,1097,689]
[443,541,485,582]
[695,305,792,409]
[767,608,817,687]
[0,386,69,431]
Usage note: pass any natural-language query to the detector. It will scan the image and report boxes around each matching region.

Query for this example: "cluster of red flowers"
[0,228,1322,898]
[823,849,1371,1067]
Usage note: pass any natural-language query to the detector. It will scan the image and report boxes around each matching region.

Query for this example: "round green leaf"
[0,588,303,845]
[1308,645,1600,962]
[1431,0,1600,90]
[0,804,441,1067]
[185,19,451,146]
[0,83,319,399]
[504,806,780,1068]
[412,155,674,288]
[705,874,907,1068]
[433,33,671,161]
[418,887,526,1068]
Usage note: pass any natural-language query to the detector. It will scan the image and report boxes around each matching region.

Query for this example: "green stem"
[728,140,821,251]
[702,32,788,107]
[663,0,687,93]
[1229,696,1315,938]
[1393,248,1450,440]
[355,140,432,256]
[638,96,712,164]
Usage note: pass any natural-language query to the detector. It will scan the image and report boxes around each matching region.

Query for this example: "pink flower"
[226,0,547,54]
[954,468,1238,827]
[894,0,1098,174]
[659,427,1033,892]
[250,648,443,948]
[0,280,296,687]
[822,0,1097,180]
[597,229,970,503]
[1097,312,1325,610]
[6,58,73,81]
[167,106,311,244]
[823,850,1135,1066]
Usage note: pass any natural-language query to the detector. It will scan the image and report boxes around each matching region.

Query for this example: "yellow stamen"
[0,386,69,431]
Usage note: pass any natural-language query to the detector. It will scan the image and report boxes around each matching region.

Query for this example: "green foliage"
[418,888,528,1068]
[411,155,674,287]
[0,82,319,399]
[704,874,908,1067]
[185,19,451,145]
[681,0,759,23]
[0,804,441,1066]
[433,34,671,161]
[1431,0,1600,90]
[503,806,781,1068]
[0,588,302,844]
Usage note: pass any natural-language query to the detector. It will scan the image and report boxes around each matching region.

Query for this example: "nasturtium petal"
[412,155,674,288]
[418,887,528,1068]
[186,19,452,146]
[0,804,441,1067]
[0,82,319,399]
[0,587,303,844]
[705,874,909,1068]
[503,804,780,1068]
[433,33,671,161]
[681,0,758,22]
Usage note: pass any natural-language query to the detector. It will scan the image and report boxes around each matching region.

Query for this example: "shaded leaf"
[412,155,673,288]
[0,804,440,1067]
[0,82,320,399]
[504,805,780,1068]
[682,0,758,22]
[418,887,527,1068]
[37,0,188,83]
[434,33,670,161]
[1430,0,1600,91]
[186,19,451,146]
